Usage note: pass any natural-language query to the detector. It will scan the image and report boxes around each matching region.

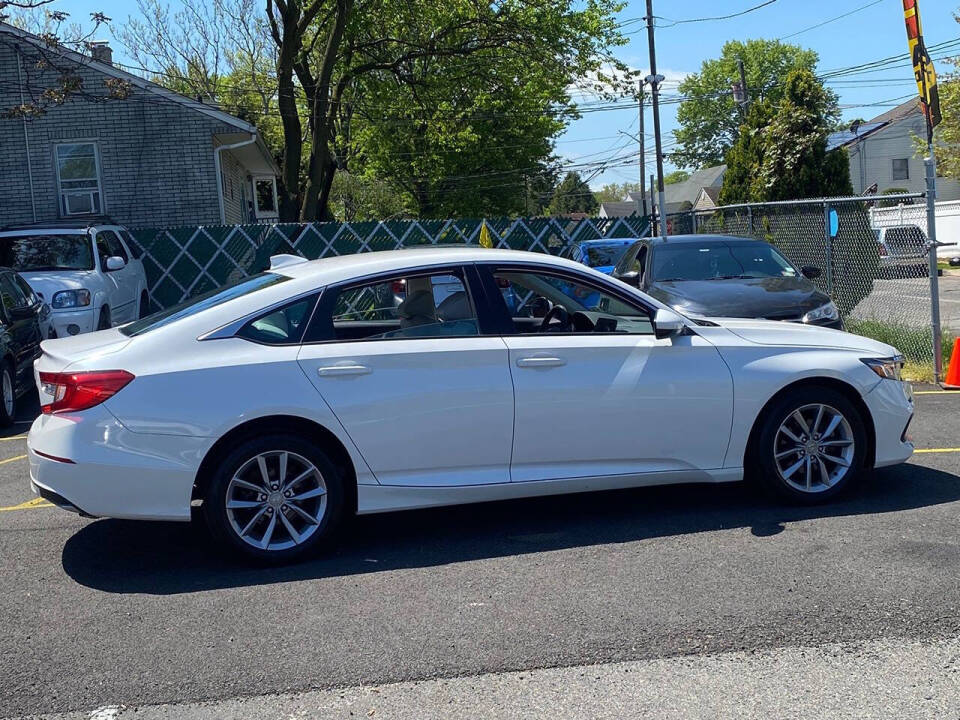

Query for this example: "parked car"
[28,248,913,562]
[873,225,928,278]
[0,267,45,424]
[561,238,635,274]
[0,221,149,336]
[613,235,843,329]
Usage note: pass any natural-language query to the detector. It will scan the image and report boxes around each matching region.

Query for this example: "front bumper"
[28,405,209,521]
[48,308,95,336]
[863,377,914,468]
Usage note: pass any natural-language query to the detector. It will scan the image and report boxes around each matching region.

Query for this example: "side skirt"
[356,467,744,515]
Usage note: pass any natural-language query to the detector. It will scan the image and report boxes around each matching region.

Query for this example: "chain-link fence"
[668,194,949,378]
[128,215,650,311]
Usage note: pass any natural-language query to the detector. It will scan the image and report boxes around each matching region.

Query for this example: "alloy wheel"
[225,450,328,551]
[773,403,855,493]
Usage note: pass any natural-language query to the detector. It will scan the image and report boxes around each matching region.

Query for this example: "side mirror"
[801,265,821,280]
[618,270,641,287]
[105,256,126,271]
[653,307,686,340]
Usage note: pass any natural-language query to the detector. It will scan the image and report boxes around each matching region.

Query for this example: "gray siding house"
[0,23,279,229]
[827,99,960,202]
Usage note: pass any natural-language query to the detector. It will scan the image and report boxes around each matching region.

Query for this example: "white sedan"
[27,248,914,562]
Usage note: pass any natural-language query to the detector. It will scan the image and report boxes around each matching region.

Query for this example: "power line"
[653,0,779,29]
[778,0,884,41]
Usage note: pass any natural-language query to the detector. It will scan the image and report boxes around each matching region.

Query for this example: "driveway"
[850,273,960,332]
[1,390,960,718]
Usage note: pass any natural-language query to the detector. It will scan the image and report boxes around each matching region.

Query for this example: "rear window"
[0,233,94,271]
[119,273,289,337]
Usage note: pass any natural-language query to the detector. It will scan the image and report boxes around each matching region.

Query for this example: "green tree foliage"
[720,69,852,203]
[674,40,831,169]
[547,171,598,215]
[663,170,689,185]
[594,182,639,203]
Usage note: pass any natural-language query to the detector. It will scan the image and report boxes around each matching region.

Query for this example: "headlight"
[51,289,91,309]
[861,355,904,380]
[802,301,839,324]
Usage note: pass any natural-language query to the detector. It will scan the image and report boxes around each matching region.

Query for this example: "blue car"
[561,239,637,275]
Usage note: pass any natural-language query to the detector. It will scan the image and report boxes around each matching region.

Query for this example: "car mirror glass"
[801,265,822,280]
[105,256,126,271]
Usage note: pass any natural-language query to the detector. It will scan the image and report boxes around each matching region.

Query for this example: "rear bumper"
[27,406,209,521]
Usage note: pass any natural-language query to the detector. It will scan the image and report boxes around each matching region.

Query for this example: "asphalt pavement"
[1,388,960,718]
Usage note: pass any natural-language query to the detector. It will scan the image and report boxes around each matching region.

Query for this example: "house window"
[892,158,910,181]
[253,176,278,219]
[55,143,103,216]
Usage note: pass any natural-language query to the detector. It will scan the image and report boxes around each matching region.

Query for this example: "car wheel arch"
[191,414,358,516]
[744,377,876,471]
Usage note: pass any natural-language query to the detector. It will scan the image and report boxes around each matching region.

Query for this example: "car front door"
[0,272,41,391]
[296,265,515,487]
[95,230,137,322]
[478,264,734,483]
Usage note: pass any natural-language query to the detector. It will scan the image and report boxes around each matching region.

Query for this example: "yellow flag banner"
[903,0,942,132]
[478,221,494,248]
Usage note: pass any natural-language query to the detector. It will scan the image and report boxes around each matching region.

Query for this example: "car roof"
[573,238,639,247]
[0,220,125,235]
[646,234,765,246]
[273,247,600,286]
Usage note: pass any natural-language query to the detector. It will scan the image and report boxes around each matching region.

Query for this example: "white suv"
[0,222,149,336]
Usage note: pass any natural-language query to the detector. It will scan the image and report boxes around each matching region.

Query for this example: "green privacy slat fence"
[128,215,651,310]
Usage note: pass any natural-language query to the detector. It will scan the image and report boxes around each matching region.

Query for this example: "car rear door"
[296,265,515,487]
[0,272,41,390]
[477,263,734,483]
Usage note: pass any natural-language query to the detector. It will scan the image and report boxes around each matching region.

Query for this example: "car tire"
[203,434,345,564]
[97,306,111,330]
[139,292,150,319]
[0,362,16,427]
[751,385,868,504]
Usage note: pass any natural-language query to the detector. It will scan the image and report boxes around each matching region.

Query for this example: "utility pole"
[649,173,657,236]
[638,81,648,218]
[918,58,943,381]
[645,0,667,241]
[734,57,749,118]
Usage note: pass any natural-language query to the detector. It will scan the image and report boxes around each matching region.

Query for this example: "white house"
[827,98,960,201]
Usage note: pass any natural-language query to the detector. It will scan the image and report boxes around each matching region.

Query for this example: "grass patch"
[844,318,955,383]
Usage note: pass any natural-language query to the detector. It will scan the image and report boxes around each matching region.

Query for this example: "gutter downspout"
[214,135,257,225]
[17,50,37,223]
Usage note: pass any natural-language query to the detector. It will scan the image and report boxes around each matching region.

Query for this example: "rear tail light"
[39,370,135,414]
[878,244,887,257]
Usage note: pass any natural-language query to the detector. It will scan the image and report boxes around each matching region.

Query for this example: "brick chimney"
[89,42,113,66]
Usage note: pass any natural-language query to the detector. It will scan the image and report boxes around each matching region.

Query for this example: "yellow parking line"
[0,497,52,512]
[914,448,960,454]
[913,390,960,395]
[0,454,27,466]
[0,435,26,441]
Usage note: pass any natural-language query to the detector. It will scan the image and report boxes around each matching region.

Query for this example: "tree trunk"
[274,11,303,222]
[297,0,352,221]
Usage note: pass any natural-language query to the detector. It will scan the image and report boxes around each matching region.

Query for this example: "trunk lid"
[36,329,132,374]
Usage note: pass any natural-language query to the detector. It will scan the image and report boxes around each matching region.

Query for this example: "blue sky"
[58,0,960,189]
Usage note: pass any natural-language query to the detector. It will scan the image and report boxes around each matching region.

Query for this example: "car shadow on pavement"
[62,462,960,595]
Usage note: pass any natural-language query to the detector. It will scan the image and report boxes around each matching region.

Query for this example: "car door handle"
[316,364,372,377]
[516,356,566,368]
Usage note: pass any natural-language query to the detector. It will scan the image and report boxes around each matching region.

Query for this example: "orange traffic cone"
[944,337,960,389]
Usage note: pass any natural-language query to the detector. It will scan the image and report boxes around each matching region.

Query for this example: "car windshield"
[651,243,798,281]
[120,273,289,337]
[0,234,95,271]
[584,243,629,267]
